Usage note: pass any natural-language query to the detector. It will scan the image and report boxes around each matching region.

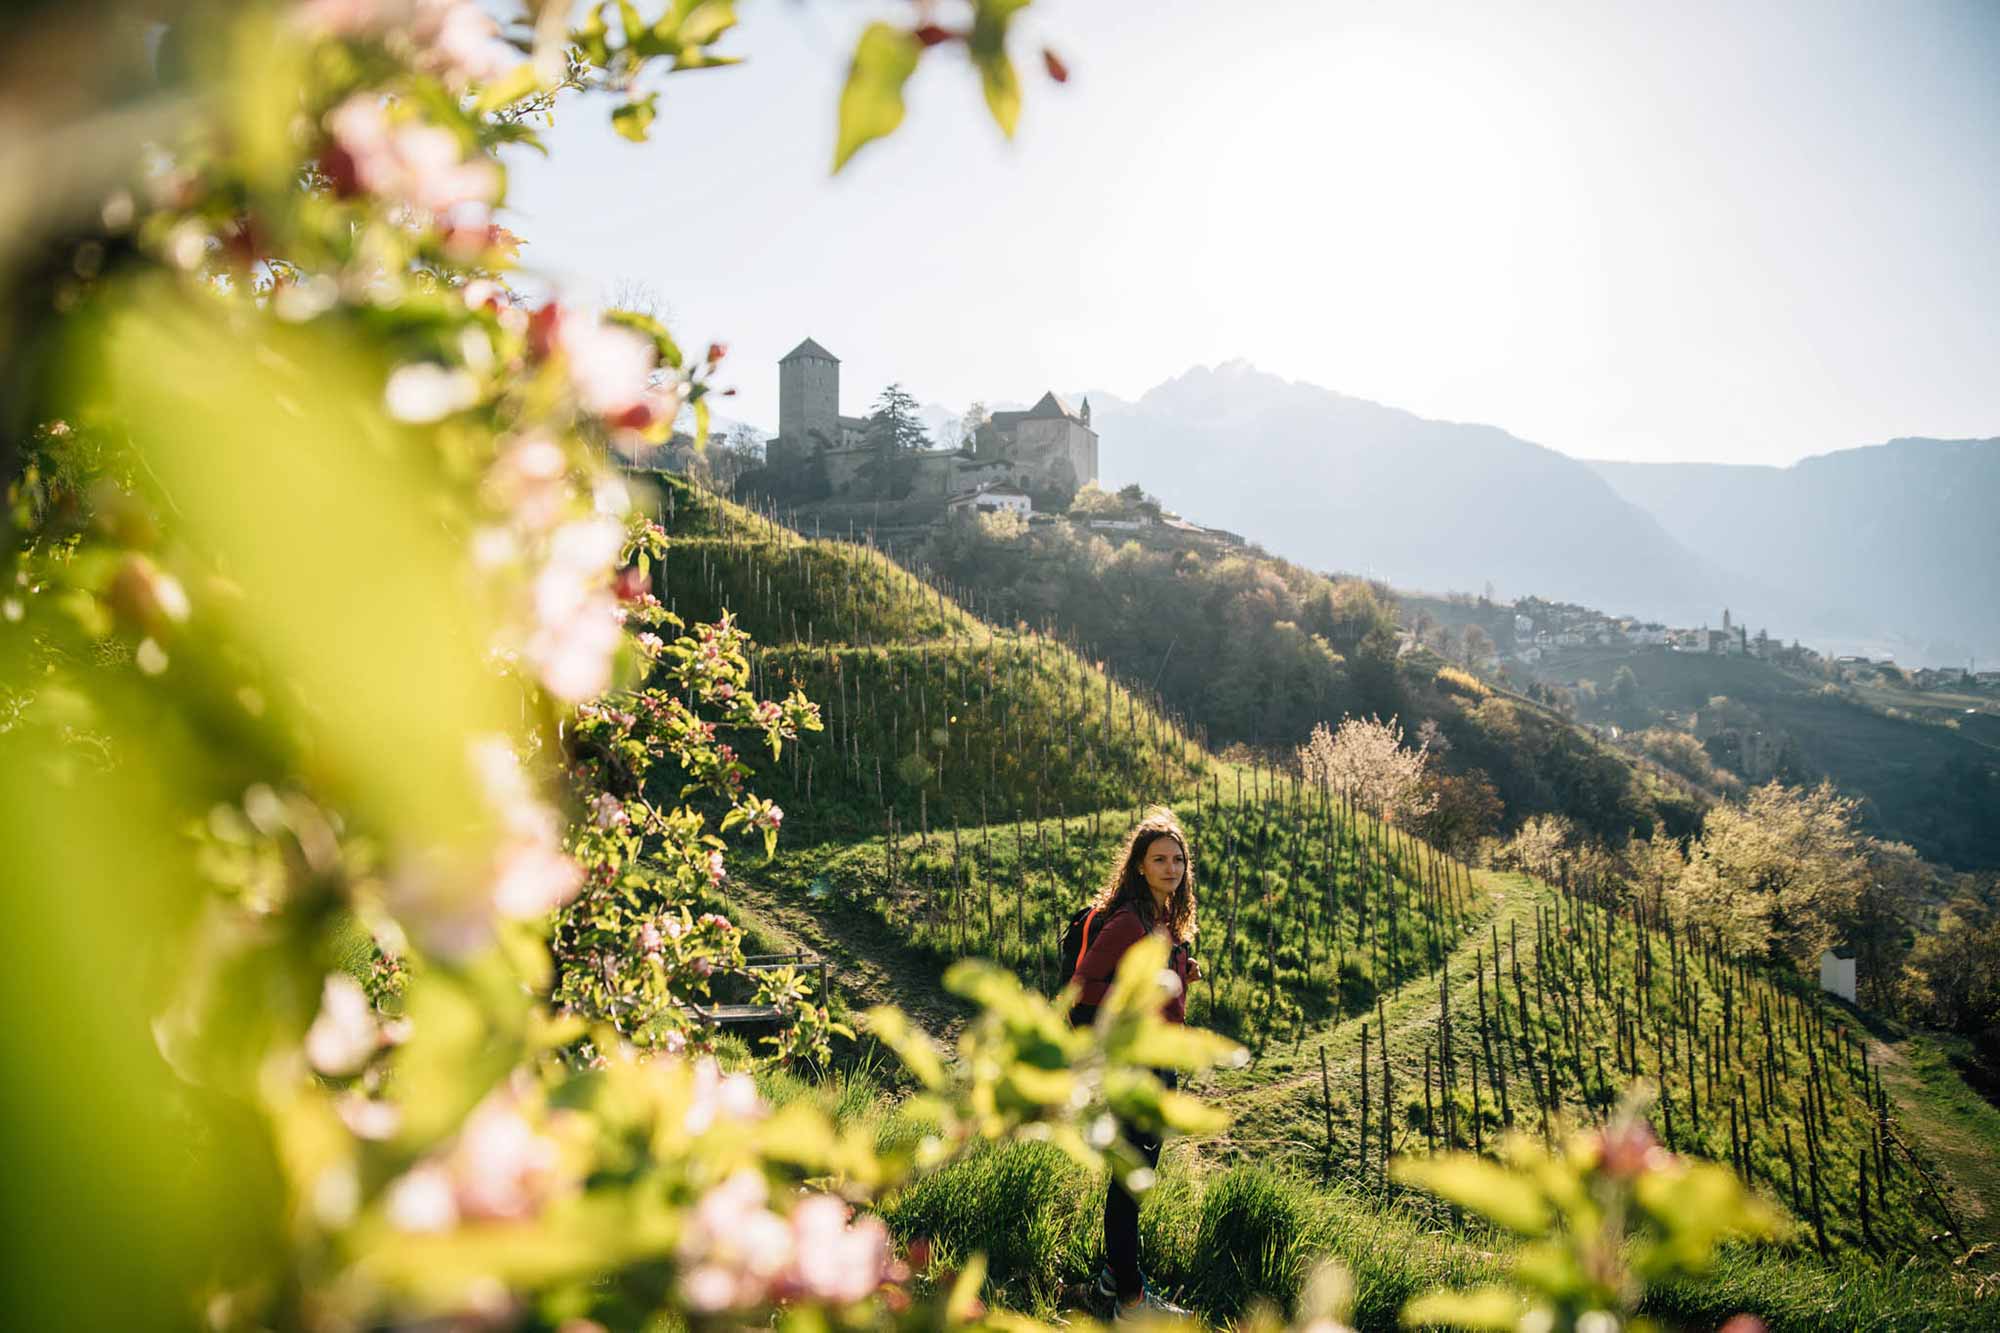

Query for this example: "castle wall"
[1009,419,1096,494]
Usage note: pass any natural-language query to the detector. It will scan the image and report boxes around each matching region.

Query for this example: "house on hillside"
[946,483,1032,519]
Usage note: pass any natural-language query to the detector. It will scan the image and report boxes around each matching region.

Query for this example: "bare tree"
[603,276,671,324]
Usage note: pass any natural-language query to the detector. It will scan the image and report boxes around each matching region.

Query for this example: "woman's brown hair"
[1088,805,1198,946]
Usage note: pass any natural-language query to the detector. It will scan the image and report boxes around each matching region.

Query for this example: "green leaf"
[947,1253,989,1322]
[973,48,1020,138]
[617,0,646,46]
[679,0,737,46]
[602,309,682,368]
[1115,1019,1246,1073]
[611,93,659,142]
[1156,1088,1229,1135]
[1398,1286,1526,1330]
[833,23,922,172]
[1391,1153,1552,1235]
[968,0,1029,138]
[864,1005,946,1090]
[473,61,542,113]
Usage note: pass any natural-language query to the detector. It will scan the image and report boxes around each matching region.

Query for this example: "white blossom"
[305,973,377,1077]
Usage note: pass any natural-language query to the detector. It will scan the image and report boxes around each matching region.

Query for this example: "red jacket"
[1071,903,1192,1025]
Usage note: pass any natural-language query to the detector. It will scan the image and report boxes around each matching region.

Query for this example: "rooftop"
[781,336,839,364]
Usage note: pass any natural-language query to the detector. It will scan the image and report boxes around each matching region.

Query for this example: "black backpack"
[1055,904,1102,993]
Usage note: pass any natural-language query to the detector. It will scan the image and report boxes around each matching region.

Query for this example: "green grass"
[639,471,2000,1323]
[737,781,1485,1056]
[1872,1033,2000,1245]
[734,1060,1999,1331]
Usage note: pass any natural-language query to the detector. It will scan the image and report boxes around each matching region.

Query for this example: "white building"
[946,483,1032,518]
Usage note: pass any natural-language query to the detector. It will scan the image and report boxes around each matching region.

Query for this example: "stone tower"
[774,337,839,468]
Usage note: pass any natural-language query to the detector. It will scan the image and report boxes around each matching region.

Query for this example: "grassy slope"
[644,476,1997,1328]
[1869,1033,2000,1246]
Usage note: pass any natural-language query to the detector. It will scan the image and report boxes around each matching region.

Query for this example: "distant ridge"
[1081,362,1738,627]
[1590,437,2000,665]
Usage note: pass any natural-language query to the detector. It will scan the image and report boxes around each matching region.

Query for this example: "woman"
[1068,806,1202,1320]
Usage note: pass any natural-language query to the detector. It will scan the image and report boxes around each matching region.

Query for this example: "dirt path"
[1868,1035,2000,1246]
[723,871,974,1045]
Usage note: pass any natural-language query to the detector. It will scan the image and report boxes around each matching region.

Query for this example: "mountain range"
[1076,362,1998,669]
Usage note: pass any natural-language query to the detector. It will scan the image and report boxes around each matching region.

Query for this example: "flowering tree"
[1297,713,1439,822]
[0,3,1244,1330]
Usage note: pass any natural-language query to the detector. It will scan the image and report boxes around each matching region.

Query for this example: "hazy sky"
[503,0,2000,467]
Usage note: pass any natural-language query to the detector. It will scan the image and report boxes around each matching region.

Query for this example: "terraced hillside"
[652,479,1208,835]
[638,472,1997,1324]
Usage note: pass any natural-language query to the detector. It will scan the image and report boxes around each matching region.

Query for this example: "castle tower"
[775,337,839,468]
[1722,607,1732,632]
[1080,395,1092,426]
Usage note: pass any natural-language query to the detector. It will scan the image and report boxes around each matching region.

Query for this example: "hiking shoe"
[1114,1286,1193,1322]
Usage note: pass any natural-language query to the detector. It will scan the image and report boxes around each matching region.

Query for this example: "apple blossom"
[490,836,583,918]
[591,792,628,831]
[560,318,656,420]
[325,94,500,214]
[336,1093,403,1141]
[790,1194,891,1305]
[385,1160,458,1233]
[305,973,377,1077]
[683,1056,765,1135]
[453,1094,563,1222]
[384,361,480,423]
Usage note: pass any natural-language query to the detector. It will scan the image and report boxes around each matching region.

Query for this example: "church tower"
[774,337,839,468]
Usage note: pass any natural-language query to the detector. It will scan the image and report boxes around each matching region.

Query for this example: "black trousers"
[1104,1068,1178,1302]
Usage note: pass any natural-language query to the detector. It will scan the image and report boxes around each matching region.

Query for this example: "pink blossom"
[296,0,389,36]
[592,791,628,831]
[453,1095,562,1222]
[325,95,499,214]
[560,318,656,419]
[384,1160,459,1232]
[663,915,685,940]
[661,1027,687,1055]
[526,517,625,701]
[634,631,665,660]
[306,973,377,1077]
[638,921,663,956]
[790,1195,891,1305]
[677,1169,793,1310]
[410,0,516,89]
[706,849,726,885]
[675,1174,893,1311]
[754,804,784,833]
[489,431,568,533]
[713,682,735,700]
[491,839,583,918]
[337,1093,403,1141]
[1596,1118,1664,1180]
[683,1056,766,1135]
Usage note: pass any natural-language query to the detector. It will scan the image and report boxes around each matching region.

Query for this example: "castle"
[764,337,1099,505]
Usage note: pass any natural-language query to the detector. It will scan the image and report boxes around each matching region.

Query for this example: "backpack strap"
[1074,906,1100,979]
